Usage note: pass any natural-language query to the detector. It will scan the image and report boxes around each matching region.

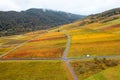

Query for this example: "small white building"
[86,54,90,57]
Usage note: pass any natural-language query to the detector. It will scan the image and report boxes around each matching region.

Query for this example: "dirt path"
[62,31,78,80]
[62,32,70,59]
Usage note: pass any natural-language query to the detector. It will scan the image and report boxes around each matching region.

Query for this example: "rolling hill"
[59,8,120,30]
[0,8,120,80]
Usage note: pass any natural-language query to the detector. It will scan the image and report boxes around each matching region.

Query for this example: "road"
[62,32,70,59]
[1,55,120,61]
[62,31,78,80]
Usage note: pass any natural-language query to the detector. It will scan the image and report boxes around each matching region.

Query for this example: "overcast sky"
[0,0,120,15]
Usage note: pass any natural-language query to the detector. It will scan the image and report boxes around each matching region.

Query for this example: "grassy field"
[86,64,120,80]
[2,31,67,58]
[70,59,120,80]
[0,60,69,80]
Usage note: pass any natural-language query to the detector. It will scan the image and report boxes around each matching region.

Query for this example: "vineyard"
[0,13,120,80]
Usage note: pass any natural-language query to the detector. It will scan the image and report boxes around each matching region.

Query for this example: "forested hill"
[0,8,84,36]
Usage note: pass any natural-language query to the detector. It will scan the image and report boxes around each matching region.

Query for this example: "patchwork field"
[70,59,120,80]
[0,31,46,56]
[2,31,67,59]
[0,60,69,80]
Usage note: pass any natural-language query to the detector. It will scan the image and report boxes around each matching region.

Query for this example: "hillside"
[86,8,120,23]
[58,8,120,30]
[0,8,84,36]
[56,8,120,58]
[0,8,120,80]
[55,8,120,80]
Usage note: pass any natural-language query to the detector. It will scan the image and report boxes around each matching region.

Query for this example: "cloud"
[0,0,120,15]
[0,0,21,11]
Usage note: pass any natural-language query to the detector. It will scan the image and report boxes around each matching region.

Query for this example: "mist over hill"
[0,8,84,36]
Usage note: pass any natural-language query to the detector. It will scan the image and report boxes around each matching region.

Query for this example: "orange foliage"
[3,47,65,58]
[30,36,66,43]
[2,31,67,59]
